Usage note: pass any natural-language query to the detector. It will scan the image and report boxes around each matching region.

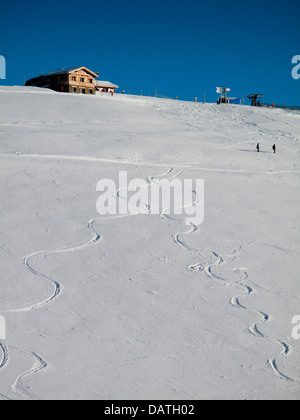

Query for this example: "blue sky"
[1,0,299,104]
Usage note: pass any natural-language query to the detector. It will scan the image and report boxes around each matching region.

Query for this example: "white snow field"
[0,86,299,400]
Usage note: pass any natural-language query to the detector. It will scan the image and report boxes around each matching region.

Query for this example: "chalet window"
[89,79,93,84]
[72,76,76,81]
[80,77,85,83]
[89,89,93,94]
[72,87,77,93]
[80,88,86,94]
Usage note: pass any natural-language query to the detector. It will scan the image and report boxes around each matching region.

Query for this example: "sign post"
[216,87,230,104]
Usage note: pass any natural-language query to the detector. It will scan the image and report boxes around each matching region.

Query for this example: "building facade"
[25,67,99,94]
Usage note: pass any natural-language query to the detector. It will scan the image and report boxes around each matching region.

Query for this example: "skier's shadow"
[239,149,272,154]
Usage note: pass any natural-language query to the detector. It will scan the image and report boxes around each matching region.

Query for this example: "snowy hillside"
[0,86,299,400]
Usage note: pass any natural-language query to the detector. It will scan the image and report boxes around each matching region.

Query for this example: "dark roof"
[46,67,79,76]
[26,67,99,85]
[248,94,263,99]
[45,66,98,78]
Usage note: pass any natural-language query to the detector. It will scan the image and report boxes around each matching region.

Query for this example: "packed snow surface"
[0,86,300,400]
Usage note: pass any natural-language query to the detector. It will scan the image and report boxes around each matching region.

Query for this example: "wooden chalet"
[25,67,99,95]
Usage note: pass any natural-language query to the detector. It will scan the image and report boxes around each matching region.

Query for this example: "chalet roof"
[46,67,78,76]
[95,80,119,89]
[46,66,98,78]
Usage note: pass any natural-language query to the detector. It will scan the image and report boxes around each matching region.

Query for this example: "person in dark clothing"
[272,144,276,154]
[257,143,260,152]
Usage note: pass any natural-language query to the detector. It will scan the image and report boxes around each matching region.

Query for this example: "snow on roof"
[95,80,119,89]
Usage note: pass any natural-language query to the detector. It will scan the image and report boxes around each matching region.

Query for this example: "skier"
[272,144,276,154]
[256,143,260,153]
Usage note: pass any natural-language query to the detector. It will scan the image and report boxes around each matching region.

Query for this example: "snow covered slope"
[0,86,299,400]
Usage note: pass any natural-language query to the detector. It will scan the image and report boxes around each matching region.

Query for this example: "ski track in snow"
[1,153,300,175]
[1,217,101,398]
[230,268,295,383]
[1,99,299,398]
[0,342,8,370]
[0,342,9,399]
[11,351,47,400]
[0,163,192,399]
[6,221,101,314]
[174,226,297,384]
[2,162,296,396]
[153,102,299,385]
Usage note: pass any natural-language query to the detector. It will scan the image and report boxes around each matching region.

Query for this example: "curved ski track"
[0,164,189,399]
[1,153,299,176]
[7,220,101,314]
[173,226,296,384]
[1,101,299,399]
[230,268,295,383]
[0,343,8,370]
[0,219,102,399]
[11,352,47,400]
[1,152,298,395]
